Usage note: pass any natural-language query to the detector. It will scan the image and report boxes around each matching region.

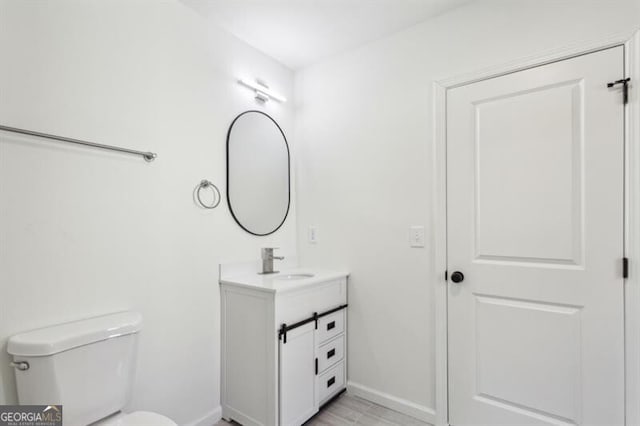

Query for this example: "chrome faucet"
[260,248,284,274]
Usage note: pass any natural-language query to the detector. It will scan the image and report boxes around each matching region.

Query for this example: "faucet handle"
[271,247,285,260]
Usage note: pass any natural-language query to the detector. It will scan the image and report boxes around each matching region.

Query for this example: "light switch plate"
[308,226,318,244]
[410,226,425,248]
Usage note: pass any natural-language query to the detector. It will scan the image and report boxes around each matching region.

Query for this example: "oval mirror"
[226,110,290,236]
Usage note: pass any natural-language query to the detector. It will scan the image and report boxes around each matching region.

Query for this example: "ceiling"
[181,0,474,70]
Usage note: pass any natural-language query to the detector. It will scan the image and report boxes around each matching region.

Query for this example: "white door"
[279,322,318,426]
[447,47,625,426]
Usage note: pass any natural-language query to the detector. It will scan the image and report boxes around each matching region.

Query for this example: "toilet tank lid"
[7,312,142,357]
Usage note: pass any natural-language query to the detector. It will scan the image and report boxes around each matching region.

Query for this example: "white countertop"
[220,268,349,293]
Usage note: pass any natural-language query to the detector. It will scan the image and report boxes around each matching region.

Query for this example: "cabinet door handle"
[327,321,336,331]
[327,348,336,359]
[327,376,335,387]
[315,358,318,375]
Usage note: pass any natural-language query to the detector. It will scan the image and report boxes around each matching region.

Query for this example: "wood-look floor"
[215,393,431,426]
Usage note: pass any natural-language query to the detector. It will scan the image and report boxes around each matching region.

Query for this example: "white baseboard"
[347,381,436,425]
[183,405,222,426]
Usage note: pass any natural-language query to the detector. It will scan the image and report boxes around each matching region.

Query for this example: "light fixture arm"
[238,79,287,103]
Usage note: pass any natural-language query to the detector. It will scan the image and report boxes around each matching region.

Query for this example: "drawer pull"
[327,348,336,359]
[327,321,336,331]
[327,376,336,387]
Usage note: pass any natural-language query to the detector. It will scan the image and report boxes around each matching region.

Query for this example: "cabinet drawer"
[317,310,344,344]
[317,361,345,404]
[318,335,344,373]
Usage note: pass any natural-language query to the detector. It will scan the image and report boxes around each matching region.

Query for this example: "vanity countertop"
[219,269,349,293]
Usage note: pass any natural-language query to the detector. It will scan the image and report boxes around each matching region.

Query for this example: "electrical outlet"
[308,225,318,244]
[410,226,425,248]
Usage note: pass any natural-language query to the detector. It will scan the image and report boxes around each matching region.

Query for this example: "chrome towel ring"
[196,180,221,209]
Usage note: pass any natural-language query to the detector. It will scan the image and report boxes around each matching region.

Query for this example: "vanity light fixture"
[238,79,287,103]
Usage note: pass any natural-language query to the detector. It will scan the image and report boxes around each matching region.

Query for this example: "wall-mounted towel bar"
[0,124,157,162]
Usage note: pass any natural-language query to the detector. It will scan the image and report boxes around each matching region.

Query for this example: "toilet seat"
[95,411,177,426]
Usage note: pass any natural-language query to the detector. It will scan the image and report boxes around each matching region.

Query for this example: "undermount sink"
[275,273,315,281]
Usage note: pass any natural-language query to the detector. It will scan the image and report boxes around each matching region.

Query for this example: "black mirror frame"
[226,110,291,236]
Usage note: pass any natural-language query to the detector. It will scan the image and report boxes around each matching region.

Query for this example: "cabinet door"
[279,322,318,426]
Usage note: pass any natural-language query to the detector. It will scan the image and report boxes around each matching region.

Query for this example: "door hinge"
[607,78,631,104]
[623,257,629,279]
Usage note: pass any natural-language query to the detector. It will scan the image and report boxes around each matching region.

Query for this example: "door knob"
[450,271,464,283]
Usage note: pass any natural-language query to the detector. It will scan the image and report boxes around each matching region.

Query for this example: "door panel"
[475,295,581,421]
[474,81,582,265]
[279,323,318,426]
[447,47,625,426]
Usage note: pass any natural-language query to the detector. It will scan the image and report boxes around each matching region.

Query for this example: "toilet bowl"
[8,312,177,426]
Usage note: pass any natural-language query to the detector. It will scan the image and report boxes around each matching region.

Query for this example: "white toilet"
[7,312,176,426]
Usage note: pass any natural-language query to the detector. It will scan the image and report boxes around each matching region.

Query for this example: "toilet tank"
[7,312,142,426]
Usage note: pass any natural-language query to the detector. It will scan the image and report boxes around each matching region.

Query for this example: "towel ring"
[196,180,221,209]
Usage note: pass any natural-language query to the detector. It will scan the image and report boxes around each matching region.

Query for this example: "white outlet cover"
[308,225,318,244]
[410,225,425,248]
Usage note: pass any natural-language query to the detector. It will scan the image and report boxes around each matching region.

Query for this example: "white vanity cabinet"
[220,271,348,426]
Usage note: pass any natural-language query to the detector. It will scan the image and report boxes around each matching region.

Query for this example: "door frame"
[433,29,640,426]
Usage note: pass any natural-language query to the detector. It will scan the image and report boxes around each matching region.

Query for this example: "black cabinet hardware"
[279,304,348,344]
[327,377,335,387]
[327,348,336,359]
[279,323,287,344]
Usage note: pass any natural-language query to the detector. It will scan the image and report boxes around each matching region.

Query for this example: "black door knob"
[450,271,464,283]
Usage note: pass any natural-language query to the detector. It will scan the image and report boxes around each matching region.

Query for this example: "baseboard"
[347,381,437,425]
[183,405,222,426]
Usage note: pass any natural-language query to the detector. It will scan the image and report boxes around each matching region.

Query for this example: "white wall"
[0,1,296,424]
[294,0,640,419]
